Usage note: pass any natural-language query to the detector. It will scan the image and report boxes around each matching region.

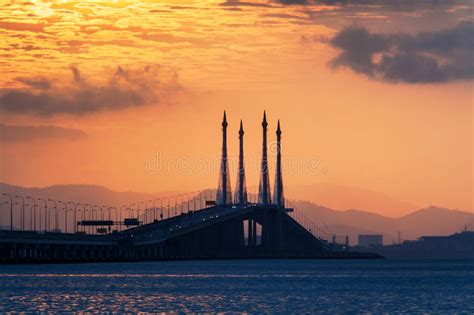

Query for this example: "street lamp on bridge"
[37,198,47,231]
[14,195,25,231]
[145,200,153,223]
[85,204,93,234]
[137,201,145,223]
[0,200,9,231]
[68,201,77,233]
[182,193,187,213]
[109,206,117,230]
[77,203,85,233]
[103,206,113,221]
[26,196,35,231]
[119,205,127,230]
[128,203,136,219]
[58,201,67,233]
[160,198,164,220]
[47,199,58,232]
[93,205,103,221]
[3,193,13,231]
[153,198,160,221]
[168,196,173,219]
[177,194,183,215]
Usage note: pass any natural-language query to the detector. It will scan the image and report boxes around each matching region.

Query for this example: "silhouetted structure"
[358,234,383,248]
[216,111,232,206]
[234,120,247,205]
[273,120,284,208]
[363,231,474,259]
[258,111,271,205]
[0,112,382,263]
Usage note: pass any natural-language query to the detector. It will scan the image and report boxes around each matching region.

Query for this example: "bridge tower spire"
[216,111,232,206]
[235,120,247,205]
[273,120,285,208]
[258,111,271,205]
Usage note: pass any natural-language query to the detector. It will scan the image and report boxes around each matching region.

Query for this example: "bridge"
[0,112,381,263]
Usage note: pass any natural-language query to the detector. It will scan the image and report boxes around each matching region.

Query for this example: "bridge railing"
[285,200,349,246]
[136,190,219,224]
[0,189,220,235]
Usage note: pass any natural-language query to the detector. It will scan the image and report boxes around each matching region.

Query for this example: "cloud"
[14,77,51,90]
[70,65,83,83]
[0,123,87,142]
[0,65,182,116]
[220,0,273,8]
[329,22,474,83]
[0,21,46,33]
[274,0,308,4]
[274,0,467,8]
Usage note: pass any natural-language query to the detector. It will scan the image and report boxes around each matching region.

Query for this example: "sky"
[0,0,472,216]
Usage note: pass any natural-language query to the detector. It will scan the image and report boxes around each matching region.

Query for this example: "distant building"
[366,231,474,259]
[358,234,383,248]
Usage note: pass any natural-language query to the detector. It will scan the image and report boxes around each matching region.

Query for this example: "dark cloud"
[69,64,83,83]
[14,77,51,90]
[169,5,199,10]
[0,123,87,142]
[149,9,170,13]
[275,0,467,9]
[220,0,274,8]
[262,13,308,20]
[222,7,244,11]
[0,65,181,116]
[274,0,308,4]
[317,0,452,3]
[329,22,474,83]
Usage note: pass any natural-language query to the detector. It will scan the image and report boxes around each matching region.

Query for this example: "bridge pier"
[247,219,252,246]
[252,219,257,246]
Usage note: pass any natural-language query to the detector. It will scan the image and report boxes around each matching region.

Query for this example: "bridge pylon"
[216,111,232,206]
[235,120,247,205]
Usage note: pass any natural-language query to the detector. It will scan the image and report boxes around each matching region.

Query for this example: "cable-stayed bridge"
[0,112,381,263]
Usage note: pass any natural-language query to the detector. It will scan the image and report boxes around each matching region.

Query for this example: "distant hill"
[286,183,419,217]
[1,182,472,244]
[292,200,474,245]
[397,207,474,238]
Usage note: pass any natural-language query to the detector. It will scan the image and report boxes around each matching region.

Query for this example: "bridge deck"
[0,230,118,246]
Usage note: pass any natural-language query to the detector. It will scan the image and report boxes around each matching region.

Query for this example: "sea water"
[0,259,473,313]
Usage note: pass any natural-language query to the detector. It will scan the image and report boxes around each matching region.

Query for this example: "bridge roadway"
[119,204,259,246]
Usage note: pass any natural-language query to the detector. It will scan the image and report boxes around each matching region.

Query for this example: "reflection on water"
[1,260,473,313]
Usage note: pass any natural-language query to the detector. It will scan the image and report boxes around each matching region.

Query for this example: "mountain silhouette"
[292,200,473,245]
[286,183,420,217]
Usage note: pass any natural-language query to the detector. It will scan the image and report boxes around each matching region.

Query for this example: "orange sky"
[0,0,472,216]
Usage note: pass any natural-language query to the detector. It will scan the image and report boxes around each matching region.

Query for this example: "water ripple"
[0,259,473,313]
